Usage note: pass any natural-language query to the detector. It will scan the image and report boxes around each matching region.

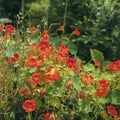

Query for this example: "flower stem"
[27,113,31,120]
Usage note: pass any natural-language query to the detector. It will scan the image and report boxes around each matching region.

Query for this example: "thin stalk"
[21,0,24,15]
[61,0,69,39]
[27,113,31,120]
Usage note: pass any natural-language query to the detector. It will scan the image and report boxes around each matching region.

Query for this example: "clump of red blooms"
[21,29,81,114]
[107,60,120,73]
[6,53,19,64]
[5,26,119,118]
[0,24,14,39]
[95,79,109,98]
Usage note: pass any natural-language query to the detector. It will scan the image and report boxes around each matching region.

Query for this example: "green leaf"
[90,49,104,64]
[36,99,42,109]
[6,45,14,57]
[107,90,120,104]
[67,42,77,55]
[29,67,37,73]
[82,99,92,113]
[47,96,60,108]
[72,77,81,90]
[98,98,108,104]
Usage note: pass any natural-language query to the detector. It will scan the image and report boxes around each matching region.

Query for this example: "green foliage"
[1,0,120,60]
[90,49,104,63]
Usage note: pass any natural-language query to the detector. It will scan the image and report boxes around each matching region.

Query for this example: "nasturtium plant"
[0,24,120,120]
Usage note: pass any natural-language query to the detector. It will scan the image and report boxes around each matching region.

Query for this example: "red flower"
[45,113,51,120]
[42,30,49,36]
[94,59,101,67]
[40,89,46,98]
[95,88,108,98]
[59,43,69,57]
[66,57,76,68]
[73,28,81,36]
[29,26,38,35]
[7,53,19,64]
[0,25,3,32]
[19,86,31,96]
[5,24,14,34]
[22,99,36,113]
[44,113,57,120]
[114,116,120,120]
[79,66,84,71]
[4,33,10,40]
[14,53,19,61]
[55,43,69,63]
[41,30,49,40]
[81,90,88,99]
[27,57,38,68]
[98,79,109,90]
[107,105,118,117]
[57,25,64,31]
[107,60,120,73]
[81,74,95,84]
[66,81,73,89]
[38,39,50,51]
[44,66,60,83]
[30,73,41,85]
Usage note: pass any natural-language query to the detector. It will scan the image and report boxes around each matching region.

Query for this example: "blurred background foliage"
[0,0,120,61]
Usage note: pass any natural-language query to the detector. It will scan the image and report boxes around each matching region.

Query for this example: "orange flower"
[81,74,95,84]
[29,26,38,35]
[4,33,10,40]
[94,88,108,98]
[81,90,88,99]
[79,66,84,71]
[94,59,101,67]
[114,116,120,120]
[42,30,49,40]
[98,79,109,90]
[38,39,50,51]
[42,30,49,36]
[107,60,120,73]
[44,66,60,83]
[73,28,81,36]
[57,25,64,31]
[22,99,36,113]
[27,57,38,68]
[19,86,31,96]
[30,73,41,85]
[66,81,73,89]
